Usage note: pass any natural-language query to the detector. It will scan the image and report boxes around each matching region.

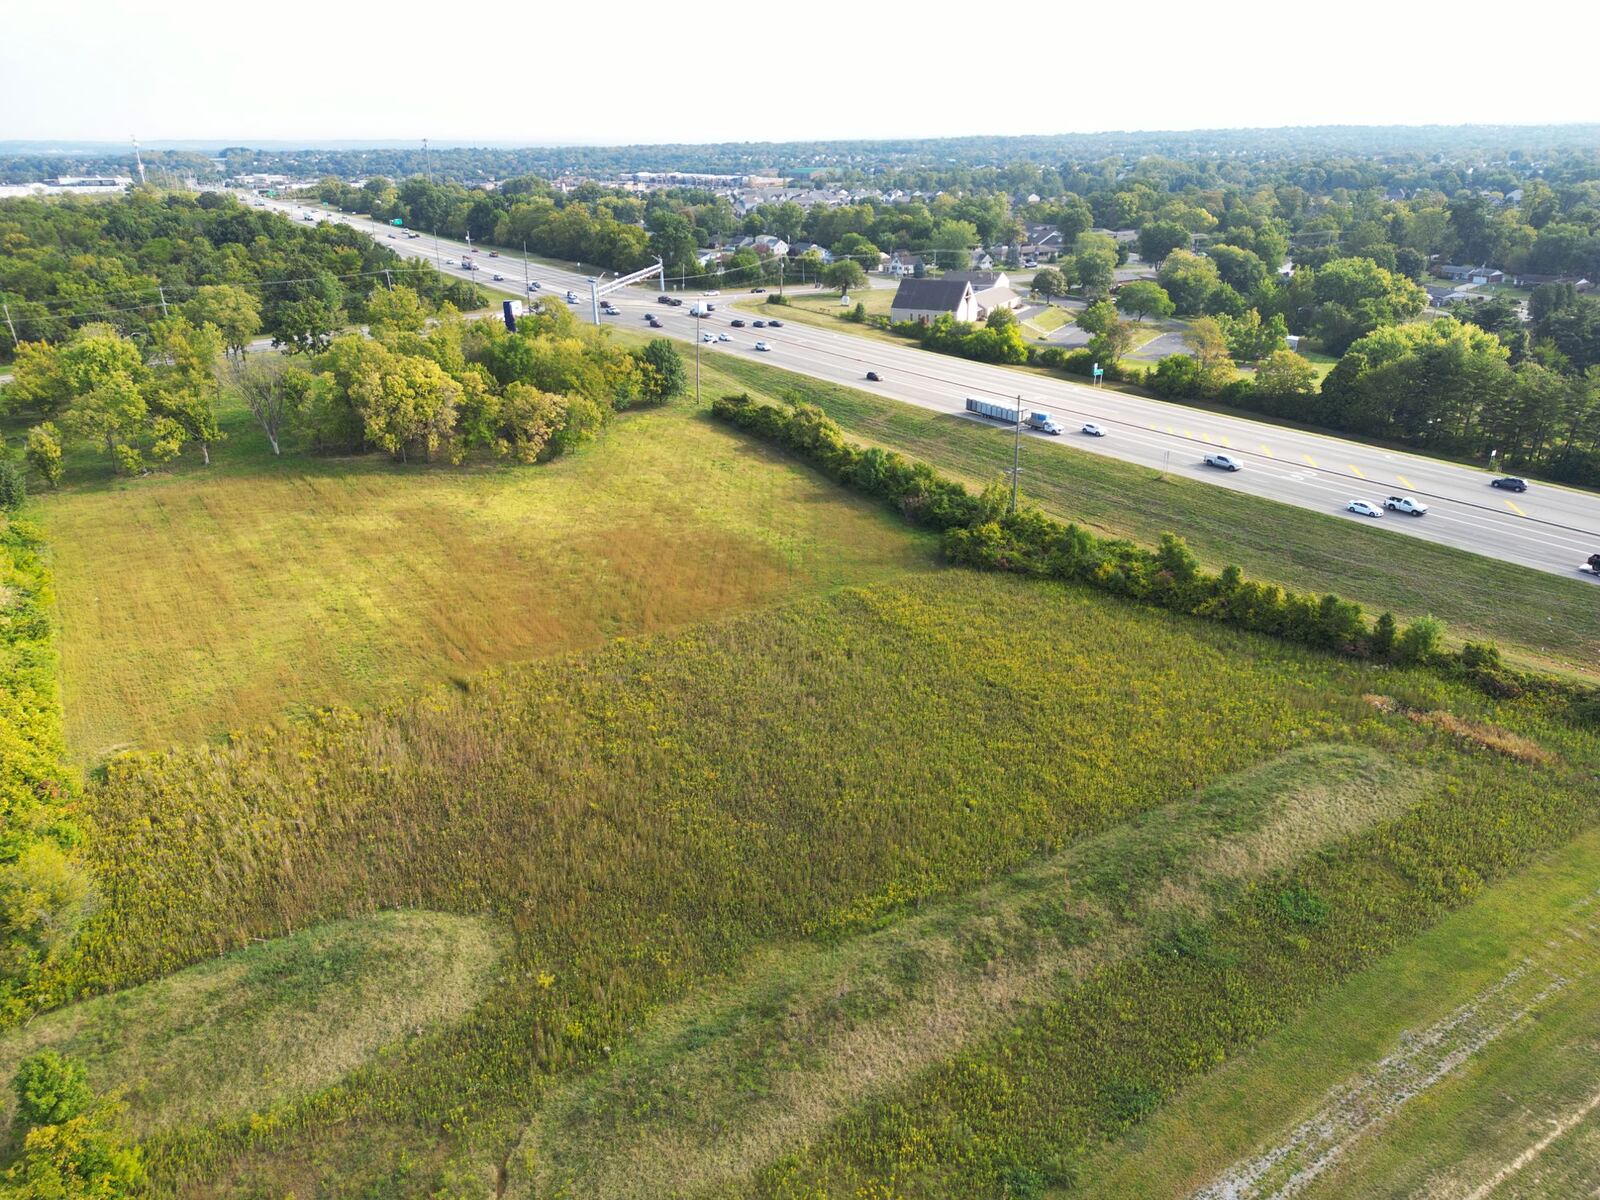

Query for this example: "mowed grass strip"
[706,353,1600,676]
[0,911,500,1139]
[511,745,1423,1200]
[1071,825,1600,1200]
[34,391,932,759]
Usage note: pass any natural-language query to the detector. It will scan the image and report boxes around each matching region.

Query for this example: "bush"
[765,294,789,306]
[12,1051,92,1129]
[0,461,24,512]
[1396,615,1445,664]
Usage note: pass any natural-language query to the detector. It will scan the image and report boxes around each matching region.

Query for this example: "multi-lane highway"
[266,198,1600,582]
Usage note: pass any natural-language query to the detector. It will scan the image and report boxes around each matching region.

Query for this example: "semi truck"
[965,396,1062,435]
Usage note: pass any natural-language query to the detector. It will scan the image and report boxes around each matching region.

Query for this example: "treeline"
[0,191,482,360]
[711,392,1600,719]
[0,519,90,1020]
[2,288,686,480]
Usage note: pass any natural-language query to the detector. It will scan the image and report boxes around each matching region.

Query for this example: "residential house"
[788,241,834,263]
[889,278,977,325]
[751,234,789,257]
[970,249,995,270]
[887,249,929,276]
[1021,224,1065,263]
[1436,264,1504,284]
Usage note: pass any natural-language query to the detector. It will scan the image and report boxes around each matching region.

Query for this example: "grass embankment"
[708,354,1600,676]
[0,912,499,1140]
[56,570,1600,1196]
[1075,824,1600,1199]
[732,286,904,346]
[31,386,931,760]
[512,745,1423,1199]
[1022,305,1071,336]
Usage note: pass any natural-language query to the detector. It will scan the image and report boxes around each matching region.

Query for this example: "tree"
[0,460,22,512]
[1158,250,1222,315]
[24,425,62,489]
[1285,257,1429,355]
[147,317,224,464]
[1253,349,1320,406]
[347,348,463,463]
[1207,244,1269,295]
[1031,267,1069,301]
[929,219,980,271]
[270,296,342,355]
[1074,246,1116,296]
[13,1052,92,1129]
[1218,309,1289,362]
[831,233,881,273]
[489,384,567,463]
[1136,220,1188,267]
[1116,281,1174,322]
[823,259,868,294]
[639,339,687,404]
[366,285,432,336]
[181,284,261,359]
[222,356,301,456]
[1077,300,1118,337]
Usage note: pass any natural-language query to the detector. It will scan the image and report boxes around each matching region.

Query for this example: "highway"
[264,198,1600,583]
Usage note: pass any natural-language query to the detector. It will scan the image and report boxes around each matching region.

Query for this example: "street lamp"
[1010,393,1023,514]
[694,309,702,405]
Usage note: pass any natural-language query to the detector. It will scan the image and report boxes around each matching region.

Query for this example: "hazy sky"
[5,0,1598,146]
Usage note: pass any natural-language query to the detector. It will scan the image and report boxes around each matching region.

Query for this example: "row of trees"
[2,289,687,482]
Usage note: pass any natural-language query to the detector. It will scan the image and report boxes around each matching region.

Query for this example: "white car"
[1203,452,1242,471]
[754,340,771,352]
[1082,423,1106,437]
[717,332,731,342]
[701,332,715,343]
[703,289,721,296]
[603,305,620,316]
[1346,500,1382,518]
[445,258,456,266]
[491,273,504,281]
[526,282,539,291]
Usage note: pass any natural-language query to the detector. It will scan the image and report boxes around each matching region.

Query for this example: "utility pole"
[384,268,393,290]
[522,241,529,294]
[1,301,17,347]
[694,310,702,404]
[422,137,432,184]
[157,285,169,318]
[1010,394,1023,514]
[778,254,784,298]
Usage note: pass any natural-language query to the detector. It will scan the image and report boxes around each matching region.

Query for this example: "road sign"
[392,218,404,226]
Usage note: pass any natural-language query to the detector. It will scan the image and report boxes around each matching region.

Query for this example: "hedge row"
[711,392,1599,718]
[0,518,86,1020]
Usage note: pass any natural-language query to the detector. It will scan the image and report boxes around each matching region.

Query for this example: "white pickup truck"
[1384,495,1429,516]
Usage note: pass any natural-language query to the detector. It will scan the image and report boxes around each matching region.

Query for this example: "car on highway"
[768,319,784,327]
[751,287,766,293]
[866,371,881,382]
[669,297,683,306]
[646,316,661,327]
[1385,495,1429,516]
[717,332,731,342]
[1203,452,1241,471]
[1345,500,1382,518]
[387,233,396,239]
[658,295,672,304]
[488,251,499,258]
[1491,476,1528,492]
[703,289,720,296]
[701,332,715,342]
[446,258,456,266]
[1583,553,1600,576]
[1082,423,1106,437]
[565,291,578,303]
[754,340,771,352]
[527,281,540,291]
[730,319,746,327]
[602,305,619,316]
[752,319,766,328]
[492,273,504,281]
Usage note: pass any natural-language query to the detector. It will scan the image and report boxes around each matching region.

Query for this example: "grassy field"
[46,562,1600,1196]
[707,353,1600,676]
[1022,305,1071,336]
[1071,824,1600,1199]
[731,286,904,344]
[31,377,932,760]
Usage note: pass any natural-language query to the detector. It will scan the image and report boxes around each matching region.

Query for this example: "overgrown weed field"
[35,566,1600,1196]
[708,354,1600,677]
[32,386,930,759]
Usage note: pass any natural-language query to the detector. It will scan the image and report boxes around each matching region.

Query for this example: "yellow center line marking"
[1184,429,1196,439]
[1505,500,1527,517]
[1259,444,1274,457]
[1302,454,1318,468]
[1350,464,1365,478]
[1219,435,1232,447]
[1398,474,1415,490]
[1166,425,1175,436]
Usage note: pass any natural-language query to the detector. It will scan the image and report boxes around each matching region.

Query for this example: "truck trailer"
[964,396,1062,435]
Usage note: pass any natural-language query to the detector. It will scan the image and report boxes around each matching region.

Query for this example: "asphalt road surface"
[263,198,1600,583]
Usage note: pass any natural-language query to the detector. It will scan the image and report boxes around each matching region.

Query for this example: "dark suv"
[1490,476,1527,492]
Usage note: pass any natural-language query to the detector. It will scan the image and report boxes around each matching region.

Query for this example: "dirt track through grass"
[509,744,1422,1200]
[0,911,500,1137]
